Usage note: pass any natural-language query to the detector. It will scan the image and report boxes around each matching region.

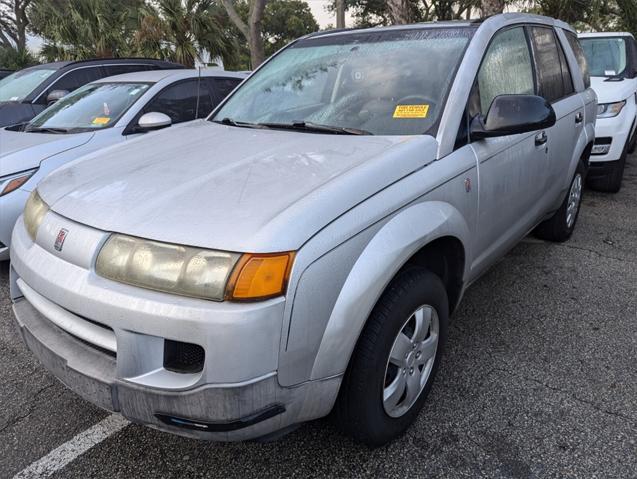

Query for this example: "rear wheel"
[534,162,585,242]
[333,268,448,447]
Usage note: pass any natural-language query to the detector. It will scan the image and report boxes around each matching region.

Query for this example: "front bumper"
[10,215,340,440]
[590,107,635,164]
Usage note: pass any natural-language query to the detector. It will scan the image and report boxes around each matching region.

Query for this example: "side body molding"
[309,200,471,381]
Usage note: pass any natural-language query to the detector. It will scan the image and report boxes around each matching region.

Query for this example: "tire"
[628,124,637,154]
[333,267,449,447]
[534,162,585,242]
[587,139,628,193]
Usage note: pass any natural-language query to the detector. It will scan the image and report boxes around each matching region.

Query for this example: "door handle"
[575,112,583,124]
[535,131,548,146]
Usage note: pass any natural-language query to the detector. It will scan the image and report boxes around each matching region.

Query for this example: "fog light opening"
[163,340,205,374]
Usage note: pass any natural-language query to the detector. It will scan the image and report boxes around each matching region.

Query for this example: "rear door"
[469,26,550,274]
[528,26,584,210]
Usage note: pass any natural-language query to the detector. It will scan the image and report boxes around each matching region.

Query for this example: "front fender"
[309,200,471,381]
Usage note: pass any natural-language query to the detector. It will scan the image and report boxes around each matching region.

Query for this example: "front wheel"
[588,136,628,193]
[534,162,585,242]
[333,268,448,447]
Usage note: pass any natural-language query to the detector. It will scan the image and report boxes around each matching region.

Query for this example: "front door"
[468,26,550,276]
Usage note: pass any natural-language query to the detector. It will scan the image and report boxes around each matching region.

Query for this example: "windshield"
[212,28,474,136]
[28,82,151,132]
[0,68,57,102]
[580,37,628,77]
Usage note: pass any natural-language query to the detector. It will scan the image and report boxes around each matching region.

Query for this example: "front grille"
[163,340,205,373]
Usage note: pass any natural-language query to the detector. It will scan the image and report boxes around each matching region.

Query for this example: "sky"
[307,0,353,28]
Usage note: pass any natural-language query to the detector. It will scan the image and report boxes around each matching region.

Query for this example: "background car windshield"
[0,68,56,102]
[580,37,627,76]
[29,82,151,130]
[213,28,473,136]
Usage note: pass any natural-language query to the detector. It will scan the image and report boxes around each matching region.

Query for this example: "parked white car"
[579,32,637,192]
[0,69,246,260]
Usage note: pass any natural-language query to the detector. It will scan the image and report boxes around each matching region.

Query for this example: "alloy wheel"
[382,305,439,418]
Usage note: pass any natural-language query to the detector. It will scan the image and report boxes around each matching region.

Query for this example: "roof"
[579,32,635,39]
[93,68,248,84]
[19,58,184,73]
[303,13,574,41]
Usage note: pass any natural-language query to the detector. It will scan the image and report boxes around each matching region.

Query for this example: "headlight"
[0,169,37,196]
[24,189,49,241]
[597,100,626,118]
[96,234,295,302]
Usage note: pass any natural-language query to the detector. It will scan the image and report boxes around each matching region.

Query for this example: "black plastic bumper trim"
[155,404,286,433]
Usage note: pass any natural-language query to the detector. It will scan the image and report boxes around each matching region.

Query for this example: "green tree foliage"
[29,0,144,60]
[327,0,478,27]
[0,44,36,68]
[134,0,236,67]
[263,0,318,54]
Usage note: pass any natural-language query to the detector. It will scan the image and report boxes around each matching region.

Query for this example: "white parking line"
[13,414,129,479]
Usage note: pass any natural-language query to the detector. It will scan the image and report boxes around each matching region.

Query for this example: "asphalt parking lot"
[1,155,636,479]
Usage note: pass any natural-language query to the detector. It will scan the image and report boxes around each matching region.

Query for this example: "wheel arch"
[308,200,471,381]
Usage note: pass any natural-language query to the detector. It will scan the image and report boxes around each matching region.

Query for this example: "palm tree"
[135,0,236,67]
[30,0,143,60]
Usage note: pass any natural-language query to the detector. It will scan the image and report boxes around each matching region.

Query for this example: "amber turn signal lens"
[1,174,32,196]
[227,252,295,301]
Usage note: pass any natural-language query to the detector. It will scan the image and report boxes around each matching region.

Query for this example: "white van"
[579,32,637,192]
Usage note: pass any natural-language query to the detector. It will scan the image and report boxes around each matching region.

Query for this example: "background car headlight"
[597,100,626,118]
[96,234,295,302]
[96,234,241,301]
[0,169,37,196]
[23,189,49,241]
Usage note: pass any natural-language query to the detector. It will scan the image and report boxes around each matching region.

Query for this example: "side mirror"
[46,90,69,105]
[470,94,556,140]
[137,112,172,131]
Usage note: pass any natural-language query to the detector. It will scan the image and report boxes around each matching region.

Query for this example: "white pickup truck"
[579,32,637,192]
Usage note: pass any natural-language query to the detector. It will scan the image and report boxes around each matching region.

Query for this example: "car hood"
[39,120,438,252]
[0,128,94,176]
[589,76,637,104]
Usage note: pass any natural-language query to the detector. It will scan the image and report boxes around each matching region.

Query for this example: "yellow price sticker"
[393,104,429,119]
[92,117,111,125]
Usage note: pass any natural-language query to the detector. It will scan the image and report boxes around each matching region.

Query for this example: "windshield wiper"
[258,121,372,136]
[212,117,269,130]
[24,125,70,134]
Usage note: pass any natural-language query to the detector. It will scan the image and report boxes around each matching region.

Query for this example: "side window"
[212,77,242,104]
[565,32,590,88]
[530,27,566,103]
[477,27,535,114]
[144,79,213,123]
[42,67,102,102]
[556,36,575,96]
[104,65,151,77]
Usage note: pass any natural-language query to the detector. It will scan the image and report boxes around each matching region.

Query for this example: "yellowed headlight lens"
[23,190,49,242]
[96,234,240,301]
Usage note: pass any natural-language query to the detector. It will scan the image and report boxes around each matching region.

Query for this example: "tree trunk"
[248,0,266,68]
[336,0,345,28]
[220,0,267,69]
[481,0,505,17]
[387,0,410,24]
[0,0,31,50]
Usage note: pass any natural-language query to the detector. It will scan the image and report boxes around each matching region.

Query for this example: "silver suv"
[10,14,596,446]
